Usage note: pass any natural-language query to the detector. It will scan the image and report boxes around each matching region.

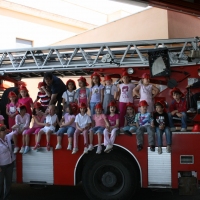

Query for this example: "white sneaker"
[67,144,72,150]
[180,128,187,132]
[158,147,162,154]
[14,147,19,154]
[104,144,113,153]
[72,148,78,154]
[166,145,171,153]
[88,144,94,151]
[170,127,176,132]
[55,144,62,150]
[83,147,88,154]
[96,146,102,154]
[23,146,30,154]
[187,109,196,113]
[19,147,25,154]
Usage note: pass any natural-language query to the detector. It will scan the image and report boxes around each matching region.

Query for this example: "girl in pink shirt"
[88,103,109,154]
[75,76,90,106]
[18,85,33,117]
[118,72,135,127]
[55,103,77,151]
[6,91,18,129]
[103,101,119,153]
[12,104,30,154]
[133,73,159,113]
[22,102,46,154]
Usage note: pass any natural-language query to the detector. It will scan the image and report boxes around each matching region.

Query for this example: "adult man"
[186,68,200,113]
[43,72,66,119]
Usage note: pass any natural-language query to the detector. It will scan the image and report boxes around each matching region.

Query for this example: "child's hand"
[176,113,182,117]
[171,110,177,115]
[159,124,164,130]
[45,123,50,127]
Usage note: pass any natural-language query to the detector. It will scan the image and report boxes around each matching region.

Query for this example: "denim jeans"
[56,126,75,137]
[168,112,187,128]
[122,125,137,132]
[156,127,172,146]
[90,102,98,116]
[136,125,155,145]
[91,126,105,134]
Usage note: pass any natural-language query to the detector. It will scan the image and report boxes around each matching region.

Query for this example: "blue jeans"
[122,126,137,132]
[168,112,187,128]
[56,126,75,137]
[156,127,172,146]
[92,126,105,134]
[90,102,98,116]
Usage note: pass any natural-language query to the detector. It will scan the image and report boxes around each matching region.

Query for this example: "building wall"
[52,8,169,45]
[167,10,200,38]
[0,7,87,49]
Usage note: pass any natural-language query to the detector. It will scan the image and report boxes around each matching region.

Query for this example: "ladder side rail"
[0,37,197,54]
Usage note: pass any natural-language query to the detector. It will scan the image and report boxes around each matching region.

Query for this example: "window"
[16,38,33,48]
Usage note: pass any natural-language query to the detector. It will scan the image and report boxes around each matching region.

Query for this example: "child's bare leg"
[37,130,44,144]
[26,134,30,146]
[68,137,72,145]
[97,132,102,145]
[89,131,93,145]
[13,134,18,147]
[57,136,62,145]
[35,134,37,144]
[46,131,52,143]
[22,134,25,147]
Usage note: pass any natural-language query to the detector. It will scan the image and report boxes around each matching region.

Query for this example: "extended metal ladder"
[0,37,199,78]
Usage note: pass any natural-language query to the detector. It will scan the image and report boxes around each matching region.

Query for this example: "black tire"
[82,154,138,200]
[0,87,19,127]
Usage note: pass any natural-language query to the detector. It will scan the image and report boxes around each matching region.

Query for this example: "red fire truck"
[0,37,199,200]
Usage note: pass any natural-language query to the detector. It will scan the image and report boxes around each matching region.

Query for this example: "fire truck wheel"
[82,155,138,200]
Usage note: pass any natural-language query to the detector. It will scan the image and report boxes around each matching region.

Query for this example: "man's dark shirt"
[47,75,66,101]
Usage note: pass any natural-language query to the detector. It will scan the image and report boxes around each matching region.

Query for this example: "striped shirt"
[37,91,50,107]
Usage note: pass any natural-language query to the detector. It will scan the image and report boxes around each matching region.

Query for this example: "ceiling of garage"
[112,0,200,16]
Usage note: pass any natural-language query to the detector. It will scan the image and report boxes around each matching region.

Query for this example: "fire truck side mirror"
[148,48,171,78]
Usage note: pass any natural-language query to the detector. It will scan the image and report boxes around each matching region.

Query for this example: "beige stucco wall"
[52,8,169,46]
[0,7,87,49]
[167,10,200,38]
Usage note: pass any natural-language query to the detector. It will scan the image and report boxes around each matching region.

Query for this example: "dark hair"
[155,102,164,108]
[67,81,76,90]
[79,81,86,87]
[106,106,119,115]
[91,76,101,87]
[44,72,53,80]
[19,106,27,112]
[126,106,135,115]
[32,106,46,116]
[173,91,181,96]
[79,107,88,113]
[8,97,18,104]
[64,104,73,115]
[18,92,29,98]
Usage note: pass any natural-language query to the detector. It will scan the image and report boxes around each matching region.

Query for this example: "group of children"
[1,71,189,155]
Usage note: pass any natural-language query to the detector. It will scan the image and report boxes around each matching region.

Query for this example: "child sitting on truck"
[153,101,172,154]
[135,100,155,152]
[168,87,187,132]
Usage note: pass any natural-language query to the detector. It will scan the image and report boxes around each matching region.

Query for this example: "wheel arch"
[74,144,142,187]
